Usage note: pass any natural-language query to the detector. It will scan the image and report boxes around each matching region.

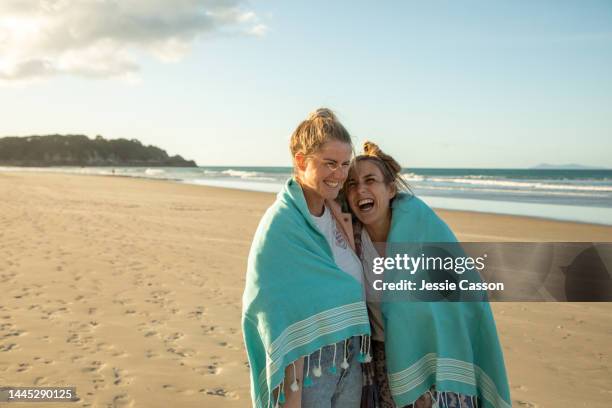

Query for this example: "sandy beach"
[1,171,611,408]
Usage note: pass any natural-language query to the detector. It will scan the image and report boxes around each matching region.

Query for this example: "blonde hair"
[352,140,411,192]
[289,108,353,169]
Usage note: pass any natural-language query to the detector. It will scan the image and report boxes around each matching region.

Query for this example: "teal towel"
[382,193,512,408]
[242,178,371,408]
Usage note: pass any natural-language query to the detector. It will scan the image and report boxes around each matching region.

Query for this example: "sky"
[1,0,611,168]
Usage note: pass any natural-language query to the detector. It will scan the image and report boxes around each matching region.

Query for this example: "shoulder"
[390,193,457,242]
[392,193,435,218]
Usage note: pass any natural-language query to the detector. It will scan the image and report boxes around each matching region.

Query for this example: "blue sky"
[1,0,611,168]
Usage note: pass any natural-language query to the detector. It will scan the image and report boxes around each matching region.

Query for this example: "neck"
[301,183,325,216]
[365,211,392,243]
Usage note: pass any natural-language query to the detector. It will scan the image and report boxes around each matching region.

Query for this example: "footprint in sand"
[96,342,115,352]
[111,393,134,408]
[0,343,18,352]
[194,362,222,375]
[112,367,132,386]
[165,332,184,341]
[187,306,205,320]
[92,377,106,390]
[0,322,13,330]
[33,376,46,385]
[82,360,105,373]
[1,329,25,339]
[166,347,195,358]
[217,341,239,350]
[514,400,538,408]
[71,355,84,363]
[199,388,239,399]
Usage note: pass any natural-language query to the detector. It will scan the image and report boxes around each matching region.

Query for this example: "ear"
[389,183,397,200]
[294,152,307,172]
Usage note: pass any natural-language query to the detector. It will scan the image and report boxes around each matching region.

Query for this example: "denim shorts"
[301,336,362,408]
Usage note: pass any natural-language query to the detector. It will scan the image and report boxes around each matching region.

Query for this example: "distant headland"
[0,135,197,167]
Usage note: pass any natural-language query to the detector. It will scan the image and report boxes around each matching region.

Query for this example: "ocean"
[2,166,611,226]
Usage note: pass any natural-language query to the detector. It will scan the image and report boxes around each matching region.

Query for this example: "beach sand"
[0,172,611,408]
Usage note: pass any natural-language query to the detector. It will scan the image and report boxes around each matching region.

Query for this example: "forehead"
[350,159,385,178]
[316,140,352,158]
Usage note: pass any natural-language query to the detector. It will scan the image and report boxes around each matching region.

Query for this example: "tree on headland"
[0,134,197,167]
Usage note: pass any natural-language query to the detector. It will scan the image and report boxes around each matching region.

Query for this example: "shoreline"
[3,169,612,232]
[2,166,611,227]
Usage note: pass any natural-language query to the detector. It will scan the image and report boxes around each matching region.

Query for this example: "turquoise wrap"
[382,193,512,408]
[242,178,371,408]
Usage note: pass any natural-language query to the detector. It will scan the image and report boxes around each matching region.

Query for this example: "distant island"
[0,135,197,167]
[530,163,607,170]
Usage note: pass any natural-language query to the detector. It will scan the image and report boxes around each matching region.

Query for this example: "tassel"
[290,362,299,392]
[329,342,338,374]
[303,355,313,387]
[312,347,323,377]
[278,390,285,404]
[364,335,372,362]
[340,338,349,369]
[303,376,313,387]
[427,390,439,408]
[277,378,285,406]
[358,335,368,362]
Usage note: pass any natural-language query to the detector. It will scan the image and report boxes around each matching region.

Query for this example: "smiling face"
[295,140,353,213]
[346,159,396,226]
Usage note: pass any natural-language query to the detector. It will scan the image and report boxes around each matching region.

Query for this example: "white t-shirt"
[311,206,364,293]
[360,228,385,341]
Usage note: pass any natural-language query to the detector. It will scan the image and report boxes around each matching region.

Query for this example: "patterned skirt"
[370,340,480,408]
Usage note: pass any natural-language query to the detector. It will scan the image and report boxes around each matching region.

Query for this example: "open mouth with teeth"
[323,180,340,188]
[357,198,375,212]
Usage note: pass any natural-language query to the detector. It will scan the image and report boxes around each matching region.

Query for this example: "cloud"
[0,0,268,83]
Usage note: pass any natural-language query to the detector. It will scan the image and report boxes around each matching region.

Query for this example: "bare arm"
[273,357,304,408]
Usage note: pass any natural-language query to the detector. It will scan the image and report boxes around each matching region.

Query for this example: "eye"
[324,161,337,169]
[346,180,357,189]
[366,177,375,184]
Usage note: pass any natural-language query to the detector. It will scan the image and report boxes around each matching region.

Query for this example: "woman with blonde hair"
[344,141,511,408]
[242,109,372,408]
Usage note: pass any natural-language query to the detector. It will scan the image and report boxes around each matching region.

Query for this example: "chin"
[357,212,378,226]
[319,187,340,200]
[323,192,340,201]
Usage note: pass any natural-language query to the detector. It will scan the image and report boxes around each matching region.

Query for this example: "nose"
[331,166,348,180]
[357,181,368,195]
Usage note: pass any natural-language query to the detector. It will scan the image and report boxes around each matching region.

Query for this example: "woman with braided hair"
[344,142,511,408]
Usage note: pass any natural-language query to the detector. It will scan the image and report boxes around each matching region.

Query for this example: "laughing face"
[346,160,396,226]
[296,140,352,214]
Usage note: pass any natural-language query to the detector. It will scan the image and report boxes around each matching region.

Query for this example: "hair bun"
[308,108,337,121]
[362,140,402,174]
[363,140,381,157]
